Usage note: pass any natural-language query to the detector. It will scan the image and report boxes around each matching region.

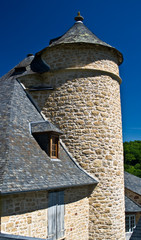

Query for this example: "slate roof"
[125,196,141,212]
[130,217,141,240]
[0,65,97,194]
[49,21,112,47]
[13,54,50,75]
[48,17,123,64]
[31,121,63,134]
[124,171,141,195]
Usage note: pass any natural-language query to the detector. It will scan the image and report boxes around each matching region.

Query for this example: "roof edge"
[37,42,123,65]
[60,139,99,184]
[125,195,141,212]
[1,181,97,195]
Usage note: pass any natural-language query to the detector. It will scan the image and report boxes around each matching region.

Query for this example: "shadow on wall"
[1,185,95,217]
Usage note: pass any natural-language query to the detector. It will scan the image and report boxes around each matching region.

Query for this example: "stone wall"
[30,43,125,240]
[42,44,120,76]
[64,186,90,240]
[125,188,141,206]
[1,186,90,240]
[1,191,48,239]
[125,188,141,225]
[136,212,141,224]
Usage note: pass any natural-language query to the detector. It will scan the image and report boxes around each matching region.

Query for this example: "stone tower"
[27,13,125,239]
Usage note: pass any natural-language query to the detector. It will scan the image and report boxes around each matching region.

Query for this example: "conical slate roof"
[48,12,123,64]
[50,21,112,48]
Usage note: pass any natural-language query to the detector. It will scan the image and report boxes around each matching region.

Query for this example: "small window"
[50,135,59,159]
[33,133,59,159]
[125,215,136,232]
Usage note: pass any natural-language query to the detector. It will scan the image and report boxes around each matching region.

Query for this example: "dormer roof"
[31,121,63,135]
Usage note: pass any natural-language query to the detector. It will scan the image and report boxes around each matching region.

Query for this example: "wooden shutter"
[48,192,57,240]
[56,191,65,239]
[48,191,64,240]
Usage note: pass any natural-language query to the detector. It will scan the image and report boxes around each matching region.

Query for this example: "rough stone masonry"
[26,42,125,240]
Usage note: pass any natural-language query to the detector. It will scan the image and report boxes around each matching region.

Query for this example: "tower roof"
[50,12,111,48]
[48,12,123,64]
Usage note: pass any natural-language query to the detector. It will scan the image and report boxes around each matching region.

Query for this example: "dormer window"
[14,67,26,75]
[31,121,62,160]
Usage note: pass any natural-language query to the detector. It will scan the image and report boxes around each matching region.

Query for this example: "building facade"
[0,13,126,240]
[124,172,141,239]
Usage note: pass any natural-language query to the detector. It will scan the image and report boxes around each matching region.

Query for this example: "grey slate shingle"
[49,21,112,47]
[130,217,141,240]
[125,171,141,195]
[13,54,50,75]
[125,196,141,212]
[48,21,123,65]
[0,68,97,194]
[31,121,63,134]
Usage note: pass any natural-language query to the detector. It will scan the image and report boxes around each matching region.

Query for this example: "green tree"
[124,140,141,177]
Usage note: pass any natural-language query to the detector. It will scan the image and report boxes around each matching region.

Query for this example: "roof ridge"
[125,171,141,180]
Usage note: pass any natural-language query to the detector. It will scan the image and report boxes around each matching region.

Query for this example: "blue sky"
[0,0,141,142]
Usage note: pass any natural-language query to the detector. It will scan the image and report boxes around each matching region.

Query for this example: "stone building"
[124,172,141,239]
[0,12,127,240]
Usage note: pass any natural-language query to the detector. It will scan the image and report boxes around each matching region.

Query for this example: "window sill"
[50,158,61,162]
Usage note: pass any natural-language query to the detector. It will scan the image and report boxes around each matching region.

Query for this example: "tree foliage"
[124,140,141,177]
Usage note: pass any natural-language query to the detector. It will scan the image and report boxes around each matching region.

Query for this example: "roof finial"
[74,12,84,22]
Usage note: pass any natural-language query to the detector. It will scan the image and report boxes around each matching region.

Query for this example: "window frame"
[32,132,60,159]
[50,134,59,159]
[125,214,136,232]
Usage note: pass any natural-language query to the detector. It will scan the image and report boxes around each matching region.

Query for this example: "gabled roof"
[124,171,141,195]
[130,217,141,240]
[0,66,97,194]
[125,196,141,212]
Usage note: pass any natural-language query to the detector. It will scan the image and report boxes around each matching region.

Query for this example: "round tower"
[39,13,125,239]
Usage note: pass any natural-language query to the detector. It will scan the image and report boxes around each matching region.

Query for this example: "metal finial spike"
[74,12,84,22]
